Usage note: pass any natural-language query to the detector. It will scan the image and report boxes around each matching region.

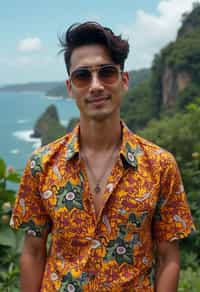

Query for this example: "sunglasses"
[70,64,122,88]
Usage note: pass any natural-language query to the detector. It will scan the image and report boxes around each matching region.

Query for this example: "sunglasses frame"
[69,64,122,88]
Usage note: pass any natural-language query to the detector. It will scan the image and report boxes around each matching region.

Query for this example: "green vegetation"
[175,83,200,111]
[32,104,67,145]
[0,158,23,291]
[121,80,159,130]
[150,3,200,112]
[45,82,69,98]
[160,29,200,76]
[121,3,200,130]
[178,2,200,38]
[128,68,150,89]
[66,117,79,132]
[179,268,200,291]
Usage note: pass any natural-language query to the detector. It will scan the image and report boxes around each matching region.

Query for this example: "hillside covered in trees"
[121,2,200,131]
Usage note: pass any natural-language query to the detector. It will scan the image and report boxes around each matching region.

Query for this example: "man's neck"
[79,115,121,152]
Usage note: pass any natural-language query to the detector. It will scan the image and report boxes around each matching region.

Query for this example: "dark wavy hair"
[59,21,129,74]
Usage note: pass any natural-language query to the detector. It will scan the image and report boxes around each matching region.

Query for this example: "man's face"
[66,44,129,121]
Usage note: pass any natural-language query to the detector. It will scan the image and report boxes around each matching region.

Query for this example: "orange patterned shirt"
[10,122,195,291]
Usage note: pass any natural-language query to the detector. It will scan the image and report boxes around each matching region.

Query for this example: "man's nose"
[89,72,104,92]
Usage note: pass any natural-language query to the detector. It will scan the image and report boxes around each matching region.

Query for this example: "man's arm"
[155,240,180,292]
[20,230,49,292]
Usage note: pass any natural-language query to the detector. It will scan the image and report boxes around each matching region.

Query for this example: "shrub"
[0,158,22,291]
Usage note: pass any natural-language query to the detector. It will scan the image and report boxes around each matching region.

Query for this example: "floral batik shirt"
[10,122,195,291]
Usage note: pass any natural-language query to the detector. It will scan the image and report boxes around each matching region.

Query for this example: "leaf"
[0,182,6,193]
[0,271,7,281]
[0,228,16,248]
[73,201,83,210]
[6,172,21,184]
[0,159,6,179]
[11,287,20,292]
[122,254,133,264]
[0,190,16,203]
[14,230,24,253]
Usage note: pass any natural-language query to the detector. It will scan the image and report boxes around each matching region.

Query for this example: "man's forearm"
[155,258,180,292]
[20,253,46,292]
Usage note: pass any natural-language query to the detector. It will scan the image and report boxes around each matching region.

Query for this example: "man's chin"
[88,110,112,122]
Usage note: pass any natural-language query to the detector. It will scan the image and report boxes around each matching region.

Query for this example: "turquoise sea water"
[0,91,79,171]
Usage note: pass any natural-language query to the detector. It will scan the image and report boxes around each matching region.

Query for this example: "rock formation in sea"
[31,104,67,145]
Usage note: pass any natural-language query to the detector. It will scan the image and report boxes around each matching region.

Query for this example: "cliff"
[151,3,200,110]
[31,105,67,145]
[120,4,200,131]
[162,67,191,107]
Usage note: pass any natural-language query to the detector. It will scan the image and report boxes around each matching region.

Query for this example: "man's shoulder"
[32,132,70,156]
[28,129,76,170]
[130,132,175,163]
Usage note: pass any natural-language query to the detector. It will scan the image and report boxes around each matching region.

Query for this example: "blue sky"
[0,0,198,85]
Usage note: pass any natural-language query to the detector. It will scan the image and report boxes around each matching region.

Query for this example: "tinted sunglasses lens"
[99,66,119,84]
[71,69,91,87]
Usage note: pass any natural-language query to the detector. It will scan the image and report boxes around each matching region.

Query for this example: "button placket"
[95,159,124,226]
[78,159,97,223]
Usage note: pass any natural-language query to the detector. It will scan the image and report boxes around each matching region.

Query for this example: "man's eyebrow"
[74,63,114,70]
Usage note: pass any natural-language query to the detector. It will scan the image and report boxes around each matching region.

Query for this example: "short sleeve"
[152,152,195,242]
[10,158,51,237]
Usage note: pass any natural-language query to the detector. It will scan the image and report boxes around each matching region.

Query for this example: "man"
[10,22,195,291]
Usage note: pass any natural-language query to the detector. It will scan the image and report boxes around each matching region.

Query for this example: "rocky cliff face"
[159,4,200,108]
[162,66,192,107]
[32,105,59,138]
[31,104,66,145]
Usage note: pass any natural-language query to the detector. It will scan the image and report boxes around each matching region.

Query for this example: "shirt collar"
[65,124,80,160]
[119,121,141,170]
[65,121,140,170]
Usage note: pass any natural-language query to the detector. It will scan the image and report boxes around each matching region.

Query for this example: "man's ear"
[66,79,73,98]
[122,71,129,92]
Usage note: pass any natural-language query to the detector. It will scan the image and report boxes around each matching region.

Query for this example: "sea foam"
[13,130,41,149]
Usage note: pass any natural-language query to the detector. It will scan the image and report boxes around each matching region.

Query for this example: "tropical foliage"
[0,158,22,291]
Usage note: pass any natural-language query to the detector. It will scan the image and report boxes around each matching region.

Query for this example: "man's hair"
[59,21,129,74]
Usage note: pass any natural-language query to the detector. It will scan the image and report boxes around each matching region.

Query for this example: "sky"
[0,0,199,85]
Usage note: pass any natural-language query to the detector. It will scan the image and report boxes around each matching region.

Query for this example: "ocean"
[0,91,79,172]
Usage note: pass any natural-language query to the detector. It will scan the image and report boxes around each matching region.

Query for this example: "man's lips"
[86,95,111,104]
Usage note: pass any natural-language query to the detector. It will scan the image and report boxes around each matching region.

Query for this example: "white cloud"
[122,0,199,70]
[17,37,42,52]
